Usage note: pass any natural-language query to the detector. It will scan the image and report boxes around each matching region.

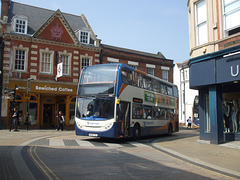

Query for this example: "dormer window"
[11,15,28,34]
[75,29,90,44]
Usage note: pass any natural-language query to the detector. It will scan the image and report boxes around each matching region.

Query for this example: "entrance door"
[117,101,130,136]
[43,104,55,128]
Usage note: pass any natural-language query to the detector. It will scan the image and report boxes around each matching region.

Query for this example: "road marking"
[30,138,148,148]
[75,140,95,147]
[128,141,149,147]
[103,143,124,148]
[49,139,65,146]
[29,146,60,180]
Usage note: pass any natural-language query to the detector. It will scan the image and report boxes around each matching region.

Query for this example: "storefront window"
[25,102,37,125]
[223,92,240,133]
[59,104,66,119]
[205,93,210,132]
[70,103,75,125]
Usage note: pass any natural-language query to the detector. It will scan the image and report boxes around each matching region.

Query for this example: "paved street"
[0,128,239,180]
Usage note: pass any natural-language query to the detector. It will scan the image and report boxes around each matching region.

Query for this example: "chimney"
[1,0,11,19]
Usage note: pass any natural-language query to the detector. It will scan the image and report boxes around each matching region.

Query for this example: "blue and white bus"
[75,63,179,139]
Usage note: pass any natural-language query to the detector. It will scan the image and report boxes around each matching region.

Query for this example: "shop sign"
[216,53,240,83]
[31,83,77,95]
[35,85,73,92]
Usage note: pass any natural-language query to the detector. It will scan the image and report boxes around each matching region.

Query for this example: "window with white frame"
[162,70,168,81]
[58,51,71,75]
[128,61,138,69]
[185,69,189,81]
[147,68,154,76]
[129,65,137,69]
[195,0,207,46]
[59,55,69,75]
[146,64,155,76]
[223,0,240,37]
[81,55,92,70]
[14,49,26,71]
[161,66,169,82]
[12,15,28,34]
[40,49,54,74]
[75,30,90,44]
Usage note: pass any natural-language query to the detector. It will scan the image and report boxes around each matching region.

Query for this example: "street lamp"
[26,78,34,130]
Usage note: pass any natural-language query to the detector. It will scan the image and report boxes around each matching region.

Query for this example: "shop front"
[189,45,240,144]
[7,80,77,129]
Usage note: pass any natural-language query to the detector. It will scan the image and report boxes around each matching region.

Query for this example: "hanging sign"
[57,63,63,78]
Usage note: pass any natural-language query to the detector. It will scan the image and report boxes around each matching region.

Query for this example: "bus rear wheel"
[133,124,141,140]
[168,124,173,136]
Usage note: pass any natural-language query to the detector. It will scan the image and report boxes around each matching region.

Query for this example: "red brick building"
[0,1,101,129]
[101,44,174,83]
[0,1,174,129]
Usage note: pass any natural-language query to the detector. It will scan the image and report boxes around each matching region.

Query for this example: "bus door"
[117,101,130,137]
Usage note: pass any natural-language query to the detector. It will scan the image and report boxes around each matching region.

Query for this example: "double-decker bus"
[75,63,179,139]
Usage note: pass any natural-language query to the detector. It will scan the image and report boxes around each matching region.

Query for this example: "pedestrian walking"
[12,107,19,131]
[56,111,65,131]
[187,116,192,129]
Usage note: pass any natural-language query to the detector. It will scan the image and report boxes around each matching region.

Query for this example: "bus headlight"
[76,121,83,129]
[104,123,113,130]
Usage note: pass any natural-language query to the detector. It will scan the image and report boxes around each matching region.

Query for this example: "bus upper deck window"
[121,69,133,85]
[143,76,152,90]
[167,86,173,96]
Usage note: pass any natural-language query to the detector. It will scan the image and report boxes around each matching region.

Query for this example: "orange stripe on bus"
[135,69,147,75]
[119,84,128,96]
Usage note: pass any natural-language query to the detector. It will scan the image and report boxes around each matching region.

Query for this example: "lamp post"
[0,37,4,130]
[26,78,33,131]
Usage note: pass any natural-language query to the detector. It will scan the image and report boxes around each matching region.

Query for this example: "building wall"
[1,33,101,128]
[187,0,240,58]
[174,61,198,125]
[187,0,240,143]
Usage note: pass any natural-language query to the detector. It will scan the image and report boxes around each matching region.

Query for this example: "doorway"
[43,104,55,128]
[117,101,130,136]
[42,96,56,129]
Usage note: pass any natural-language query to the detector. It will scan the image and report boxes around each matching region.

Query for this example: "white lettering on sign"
[231,65,239,77]
[59,87,73,92]
[35,86,73,92]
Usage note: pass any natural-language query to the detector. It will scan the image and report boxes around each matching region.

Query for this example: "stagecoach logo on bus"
[35,85,73,92]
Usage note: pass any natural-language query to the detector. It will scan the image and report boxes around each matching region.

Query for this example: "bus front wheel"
[133,124,141,140]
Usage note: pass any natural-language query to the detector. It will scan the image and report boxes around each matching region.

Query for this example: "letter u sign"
[231,65,239,77]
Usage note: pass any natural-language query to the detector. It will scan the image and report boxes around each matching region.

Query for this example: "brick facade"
[101,44,174,83]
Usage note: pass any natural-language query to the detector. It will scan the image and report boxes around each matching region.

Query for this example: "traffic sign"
[2,96,14,99]
[4,88,15,95]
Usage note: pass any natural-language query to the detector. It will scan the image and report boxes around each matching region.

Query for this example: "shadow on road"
[85,126,200,144]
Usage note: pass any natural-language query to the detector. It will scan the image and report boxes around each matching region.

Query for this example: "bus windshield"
[76,97,115,120]
[80,64,118,84]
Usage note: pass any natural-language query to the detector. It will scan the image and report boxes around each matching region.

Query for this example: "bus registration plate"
[89,133,98,137]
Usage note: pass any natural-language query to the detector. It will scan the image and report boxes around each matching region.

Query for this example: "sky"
[9,0,190,63]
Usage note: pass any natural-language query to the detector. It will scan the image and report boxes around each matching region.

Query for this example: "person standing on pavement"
[12,107,19,131]
[187,116,192,129]
[56,111,65,131]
